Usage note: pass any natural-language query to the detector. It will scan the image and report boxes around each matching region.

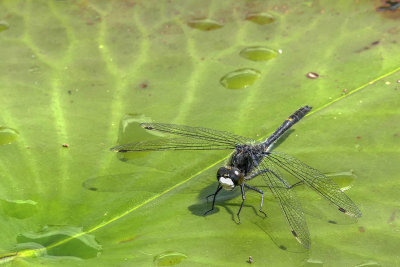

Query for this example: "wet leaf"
[0,1,399,266]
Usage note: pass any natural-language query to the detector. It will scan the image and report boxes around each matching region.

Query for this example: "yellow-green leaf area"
[0,0,399,266]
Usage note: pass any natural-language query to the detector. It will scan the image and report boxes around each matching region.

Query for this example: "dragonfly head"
[217,166,243,191]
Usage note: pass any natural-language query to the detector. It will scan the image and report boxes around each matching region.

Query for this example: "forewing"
[257,162,311,249]
[267,152,362,218]
[140,123,254,146]
[110,137,237,152]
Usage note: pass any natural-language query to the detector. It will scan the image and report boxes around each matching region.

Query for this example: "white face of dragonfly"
[217,166,243,191]
[218,177,235,191]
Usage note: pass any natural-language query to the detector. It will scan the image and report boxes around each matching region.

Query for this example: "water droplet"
[0,21,9,32]
[114,114,153,161]
[188,19,223,31]
[239,46,278,61]
[325,170,356,191]
[16,225,102,259]
[220,68,261,89]
[246,13,275,25]
[153,251,187,266]
[0,199,37,219]
[0,127,19,145]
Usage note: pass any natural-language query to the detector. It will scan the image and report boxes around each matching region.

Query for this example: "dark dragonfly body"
[110,106,362,249]
[227,106,311,176]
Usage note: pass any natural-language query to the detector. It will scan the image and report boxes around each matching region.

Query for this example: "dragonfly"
[110,106,362,249]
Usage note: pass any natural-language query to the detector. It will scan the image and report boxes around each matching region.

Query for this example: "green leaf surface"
[0,0,399,266]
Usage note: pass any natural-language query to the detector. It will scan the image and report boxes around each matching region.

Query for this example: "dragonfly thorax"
[230,144,264,175]
[217,166,244,191]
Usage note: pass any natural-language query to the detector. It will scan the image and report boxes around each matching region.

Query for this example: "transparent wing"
[110,137,238,152]
[140,123,254,146]
[266,152,362,218]
[256,160,310,249]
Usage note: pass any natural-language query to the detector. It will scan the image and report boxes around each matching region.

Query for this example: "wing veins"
[267,152,362,217]
[110,138,236,152]
[140,123,252,145]
[257,161,310,249]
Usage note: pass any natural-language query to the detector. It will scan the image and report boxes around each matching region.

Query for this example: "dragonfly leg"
[237,184,246,224]
[204,184,222,216]
[244,183,267,217]
[267,169,304,189]
[250,154,260,168]
[289,181,304,188]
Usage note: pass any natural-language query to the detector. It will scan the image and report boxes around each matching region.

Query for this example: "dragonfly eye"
[228,167,242,184]
[216,167,243,189]
[217,167,228,180]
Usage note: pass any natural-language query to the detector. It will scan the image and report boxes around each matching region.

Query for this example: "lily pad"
[0,0,399,266]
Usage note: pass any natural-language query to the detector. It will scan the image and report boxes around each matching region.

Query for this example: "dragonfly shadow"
[189,182,310,252]
[222,203,266,223]
[188,201,265,224]
[262,182,358,226]
[253,218,310,253]
[300,195,359,225]
[189,183,268,223]
[286,181,359,226]
[188,183,241,217]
